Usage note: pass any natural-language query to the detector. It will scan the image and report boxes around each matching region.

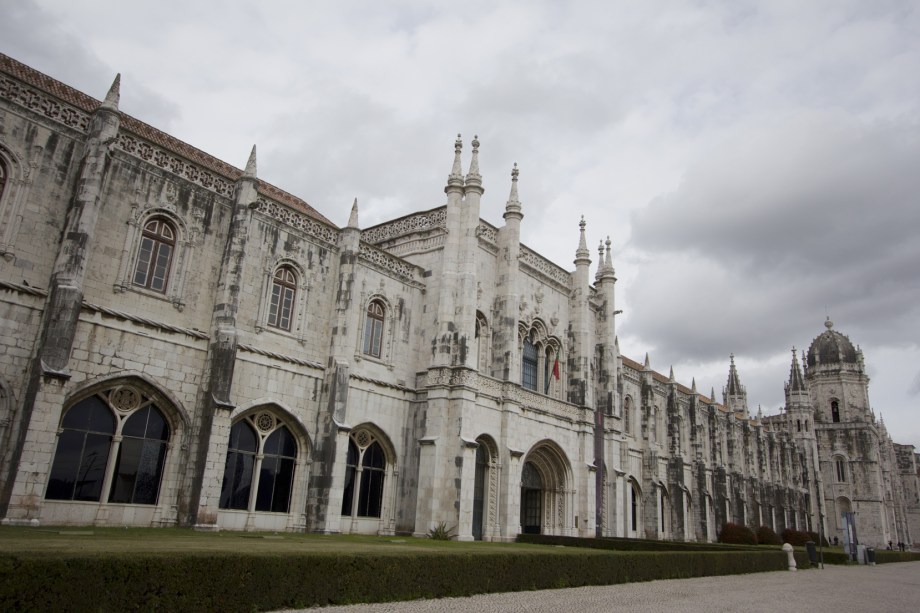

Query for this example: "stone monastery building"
[0,54,917,546]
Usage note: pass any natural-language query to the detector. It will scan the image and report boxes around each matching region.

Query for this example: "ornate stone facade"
[0,54,916,546]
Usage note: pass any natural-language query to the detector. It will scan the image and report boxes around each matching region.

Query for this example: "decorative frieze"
[0,76,90,132]
[361,207,447,245]
[358,243,423,287]
[519,245,572,292]
[255,198,339,248]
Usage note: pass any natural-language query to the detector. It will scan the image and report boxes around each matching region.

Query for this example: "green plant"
[427,521,455,540]
[755,526,781,545]
[717,523,757,545]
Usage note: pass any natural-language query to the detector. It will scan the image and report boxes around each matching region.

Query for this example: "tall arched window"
[522,332,538,391]
[363,301,385,358]
[831,400,840,423]
[109,405,170,504]
[267,266,297,331]
[46,387,172,505]
[624,397,632,434]
[474,312,490,371]
[834,456,847,483]
[133,217,176,292]
[342,429,387,518]
[0,159,6,202]
[219,412,298,513]
[630,481,640,533]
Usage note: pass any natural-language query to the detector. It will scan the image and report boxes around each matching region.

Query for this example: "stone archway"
[520,441,572,536]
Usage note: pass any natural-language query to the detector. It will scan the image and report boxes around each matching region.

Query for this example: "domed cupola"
[806,317,859,368]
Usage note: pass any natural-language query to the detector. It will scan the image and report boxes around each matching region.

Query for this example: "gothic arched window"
[522,333,538,391]
[831,400,840,423]
[46,387,172,505]
[132,217,176,292]
[834,456,847,483]
[219,413,298,513]
[0,159,6,203]
[363,301,385,358]
[341,430,387,518]
[624,397,632,434]
[267,266,297,331]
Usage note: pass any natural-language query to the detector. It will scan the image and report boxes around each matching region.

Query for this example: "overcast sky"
[3,1,919,447]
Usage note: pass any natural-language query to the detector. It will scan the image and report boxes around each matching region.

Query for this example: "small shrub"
[718,523,757,545]
[427,521,455,540]
[807,531,829,547]
[780,529,810,546]
[755,526,781,545]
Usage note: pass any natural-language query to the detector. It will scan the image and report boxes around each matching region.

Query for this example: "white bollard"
[782,543,797,571]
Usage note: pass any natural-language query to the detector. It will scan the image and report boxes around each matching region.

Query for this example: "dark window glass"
[219,421,257,510]
[341,440,358,515]
[520,462,542,534]
[631,485,638,531]
[268,267,297,331]
[357,441,385,517]
[109,407,170,505]
[133,218,175,292]
[363,302,385,358]
[46,398,115,502]
[522,335,538,391]
[255,427,297,513]
[831,400,840,423]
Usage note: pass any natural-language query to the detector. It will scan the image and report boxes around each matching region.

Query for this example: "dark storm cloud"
[626,111,920,362]
[0,1,179,130]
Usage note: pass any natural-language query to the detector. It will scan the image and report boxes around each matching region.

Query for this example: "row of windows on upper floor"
[116,215,390,359]
[134,217,569,389]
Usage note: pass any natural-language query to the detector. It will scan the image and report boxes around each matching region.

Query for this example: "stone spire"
[446,134,463,191]
[605,236,613,270]
[242,145,257,180]
[575,216,591,265]
[503,163,522,220]
[465,134,481,187]
[710,387,717,405]
[788,347,805,392]
[691,377,697,393]
[669,366,675,382]
[724,354,749,415]
[643,352,651,371]
[100,73,121,111]
[347,198,359,229]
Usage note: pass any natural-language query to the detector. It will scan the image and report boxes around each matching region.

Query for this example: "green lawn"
[0,525,583,558]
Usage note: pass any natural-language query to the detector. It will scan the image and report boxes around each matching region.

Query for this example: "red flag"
[552,358,560,380]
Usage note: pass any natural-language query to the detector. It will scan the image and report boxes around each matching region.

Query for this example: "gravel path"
[282,561,920,612]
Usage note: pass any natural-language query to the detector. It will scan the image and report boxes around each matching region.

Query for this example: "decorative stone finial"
[825,316,834,330]
[101,73,121,111]
[465,134,481,185]
[243,145,257,179]
[347,198,359,229]
[605,236,613,269]
[669,366,675,382]
[691,377,697,393]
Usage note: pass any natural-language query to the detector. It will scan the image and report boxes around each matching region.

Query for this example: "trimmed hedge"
[518,533,757,552]
[0,549,792,611]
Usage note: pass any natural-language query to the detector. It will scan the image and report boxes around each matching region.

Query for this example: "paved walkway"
[284,561,920,612]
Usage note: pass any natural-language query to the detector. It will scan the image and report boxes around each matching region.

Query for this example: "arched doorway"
[519,441,572,536]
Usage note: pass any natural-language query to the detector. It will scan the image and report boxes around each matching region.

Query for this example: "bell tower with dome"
[805,317,892,548]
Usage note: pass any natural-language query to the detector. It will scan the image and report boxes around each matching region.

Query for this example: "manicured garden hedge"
[0,548,792,611]
[518,533,759,552]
